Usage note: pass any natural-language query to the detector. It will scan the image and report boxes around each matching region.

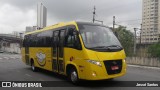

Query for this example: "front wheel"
[69,68,79,84]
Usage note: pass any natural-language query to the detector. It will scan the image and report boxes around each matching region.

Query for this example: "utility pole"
[113,16,115,31]
[19,33,23,48]
[140,24,142,44]
[93,6,96,23]
[92,6,103,24]
[134,28,137,55]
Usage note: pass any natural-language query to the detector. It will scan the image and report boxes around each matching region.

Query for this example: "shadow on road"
[24,67,126,87]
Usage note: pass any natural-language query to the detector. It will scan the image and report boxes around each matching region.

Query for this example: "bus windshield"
[78,24,123,51]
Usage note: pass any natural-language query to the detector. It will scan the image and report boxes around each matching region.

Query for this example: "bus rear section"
[21,21,127,84]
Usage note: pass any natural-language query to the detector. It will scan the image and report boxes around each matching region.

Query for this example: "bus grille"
[103,60,122,75]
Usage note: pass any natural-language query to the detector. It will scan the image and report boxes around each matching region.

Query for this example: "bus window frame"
[65,25,82,50]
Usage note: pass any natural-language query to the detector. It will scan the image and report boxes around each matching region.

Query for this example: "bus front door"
[52,30,65,74]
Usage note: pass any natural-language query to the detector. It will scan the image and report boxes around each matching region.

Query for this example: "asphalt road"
[0,53,160,90]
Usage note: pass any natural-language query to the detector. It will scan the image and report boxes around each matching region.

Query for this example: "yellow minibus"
[21,21,127,84]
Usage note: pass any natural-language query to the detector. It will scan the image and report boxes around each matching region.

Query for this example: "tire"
[31,61,37,72]
[69,68,79,84]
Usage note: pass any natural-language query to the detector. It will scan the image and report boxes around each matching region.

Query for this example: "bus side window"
[65,26,82,50]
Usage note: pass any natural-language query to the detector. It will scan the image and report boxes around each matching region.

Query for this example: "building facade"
[0,34,21,53]
[141,0,160,44]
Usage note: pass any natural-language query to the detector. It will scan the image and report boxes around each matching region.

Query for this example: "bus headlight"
[87,60,102,67]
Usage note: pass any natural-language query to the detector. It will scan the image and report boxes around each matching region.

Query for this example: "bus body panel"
[85,49,126,61]
[64,48,87,79]
[64,49,126,80]
[29,47,53,71]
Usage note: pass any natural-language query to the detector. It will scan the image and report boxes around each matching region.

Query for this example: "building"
[141,0,160,44]
[0,34,22,53]
[12,31,25,38]
[26,26,37,33]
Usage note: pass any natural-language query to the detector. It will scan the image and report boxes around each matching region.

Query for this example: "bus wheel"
[69,68,79,84]
[31,61,37,72]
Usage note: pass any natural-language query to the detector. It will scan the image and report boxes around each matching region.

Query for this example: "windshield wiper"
[91,46,109,48]
[106,45,122,48]
[106,45,123,50]
[88,46,111,51]
[90,45,122,49]
[88,45,123,52]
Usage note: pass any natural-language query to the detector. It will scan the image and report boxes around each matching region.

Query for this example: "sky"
[0,0,142,34]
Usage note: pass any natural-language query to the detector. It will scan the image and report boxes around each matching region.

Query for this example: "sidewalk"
[128,64,160,70]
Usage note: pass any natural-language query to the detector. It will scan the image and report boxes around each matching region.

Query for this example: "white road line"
[39,79,44,81]
[10,57,16,59]
[128,64,160,70]
[3,57,9,60]
[25,74,32,77]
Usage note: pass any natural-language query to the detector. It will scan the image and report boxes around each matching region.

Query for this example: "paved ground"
[0,53,160,90]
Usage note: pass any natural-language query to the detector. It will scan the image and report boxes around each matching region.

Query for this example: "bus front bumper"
[78,61,127,80]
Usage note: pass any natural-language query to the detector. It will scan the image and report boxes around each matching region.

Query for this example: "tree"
[113,26,134,56]
[148,42,160,58]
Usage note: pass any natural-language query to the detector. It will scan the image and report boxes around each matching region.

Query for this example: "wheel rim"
[71,71,78,83]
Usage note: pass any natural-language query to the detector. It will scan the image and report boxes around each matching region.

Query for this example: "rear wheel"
[69,68,79,84]
[31,61,37,72]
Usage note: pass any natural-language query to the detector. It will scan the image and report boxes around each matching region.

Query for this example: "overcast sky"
[0,0,142,34]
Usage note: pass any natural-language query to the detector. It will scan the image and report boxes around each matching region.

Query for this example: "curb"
[127,64,160,70]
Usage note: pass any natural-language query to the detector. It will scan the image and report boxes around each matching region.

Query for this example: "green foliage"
[113,26,134,56]
[148,42,160,58]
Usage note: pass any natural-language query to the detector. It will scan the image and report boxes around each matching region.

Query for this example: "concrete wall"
[127,57,160,67]
[1,43,21,54]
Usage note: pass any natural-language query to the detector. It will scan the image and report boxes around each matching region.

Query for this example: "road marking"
[25,74,32,77]
[39,79,44,81]
[10,57,16,59]
[3,57,9,60]
[128,64,160,70]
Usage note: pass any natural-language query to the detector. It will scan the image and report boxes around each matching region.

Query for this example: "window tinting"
[23,30,53,47]
[65,26,82,50]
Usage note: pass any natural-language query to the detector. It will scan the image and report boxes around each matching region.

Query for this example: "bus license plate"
[111,66,119,70]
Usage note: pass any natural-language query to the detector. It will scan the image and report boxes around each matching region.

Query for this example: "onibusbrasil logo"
[1,82,42,87]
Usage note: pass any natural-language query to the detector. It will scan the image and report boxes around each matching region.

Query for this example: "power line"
[106,15,160,25]
[116,19,142,23]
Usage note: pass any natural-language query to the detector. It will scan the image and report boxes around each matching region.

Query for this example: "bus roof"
[25,21,77,35]
[24,21,108,35]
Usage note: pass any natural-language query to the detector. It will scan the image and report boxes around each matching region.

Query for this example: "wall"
[127,57,160,67]
[1,43,21,54]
